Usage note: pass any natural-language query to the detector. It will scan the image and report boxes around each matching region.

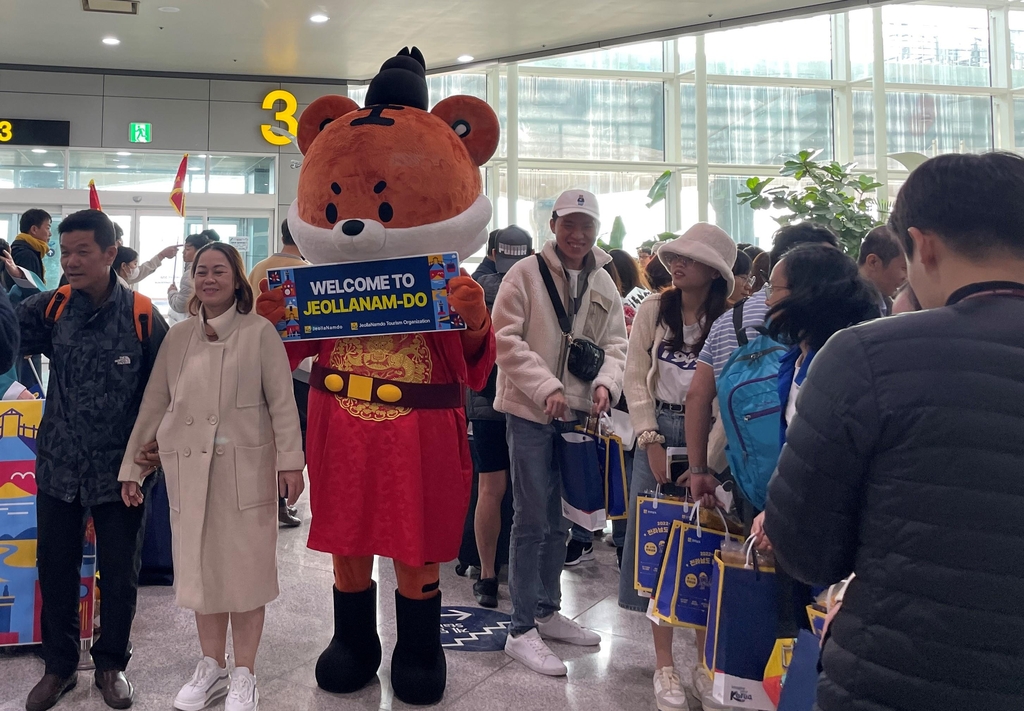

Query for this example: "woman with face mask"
[113,246,140,284]
[168,230,221,317]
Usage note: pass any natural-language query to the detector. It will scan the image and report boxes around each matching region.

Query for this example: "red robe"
[286,329,494,566]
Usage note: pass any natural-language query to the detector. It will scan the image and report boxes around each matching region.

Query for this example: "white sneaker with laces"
[173,657,229,711]
[504,628,567,676]
[225,667,259,711]
[535,612,601,646]
[653,667,689,711]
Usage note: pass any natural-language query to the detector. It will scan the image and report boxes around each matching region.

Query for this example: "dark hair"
[281,219,295,247]
[767,243,879,351]
[602,260,622,295]
[58,209,116,249]
[751,252,770,292]
[769,223,840,268]
[657,279,729,354]
[644,256,672,291]
[113,223,124,243]
[858,226,903,266]
[185,228,221,251]
[20,209,51,235]
[609,248,648,297]
[742,245,766,260]
[188,242,254,316]
[486,229,499,255]
[113,246,138,274]
[732,250,752,277]
[888,151,1024,260]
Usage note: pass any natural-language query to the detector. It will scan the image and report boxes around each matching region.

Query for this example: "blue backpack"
[716,301,786,510]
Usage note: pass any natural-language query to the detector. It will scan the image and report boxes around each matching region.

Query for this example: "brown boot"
[94,670,134,709]
[26,672,77,711]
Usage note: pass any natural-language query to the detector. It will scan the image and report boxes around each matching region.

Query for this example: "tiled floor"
[0,496,703,710]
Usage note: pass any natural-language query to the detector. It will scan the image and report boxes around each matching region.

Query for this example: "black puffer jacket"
[765,284,1024,711]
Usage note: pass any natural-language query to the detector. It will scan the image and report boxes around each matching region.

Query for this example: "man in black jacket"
[765,152,1024,711]
[0,284,19,373]
[4,209,51,389]
[19,210,168,711]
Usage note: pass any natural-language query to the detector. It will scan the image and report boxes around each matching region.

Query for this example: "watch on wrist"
[688,466,711,475]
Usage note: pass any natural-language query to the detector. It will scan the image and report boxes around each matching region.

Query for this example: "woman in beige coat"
[119,242,304,711]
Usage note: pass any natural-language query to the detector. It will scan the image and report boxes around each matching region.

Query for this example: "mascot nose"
[332,218,386,256]
[341,220,364,236]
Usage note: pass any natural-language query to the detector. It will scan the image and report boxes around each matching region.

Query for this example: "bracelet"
[688,466,711,475]
[637,430,666,450]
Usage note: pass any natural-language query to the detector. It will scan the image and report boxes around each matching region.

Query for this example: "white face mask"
[126,266,140,281]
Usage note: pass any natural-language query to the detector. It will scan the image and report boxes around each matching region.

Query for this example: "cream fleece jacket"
[623,293,670,435]
[493,241,628,425]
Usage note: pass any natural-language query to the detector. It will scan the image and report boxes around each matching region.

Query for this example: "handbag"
[535,255,605,382]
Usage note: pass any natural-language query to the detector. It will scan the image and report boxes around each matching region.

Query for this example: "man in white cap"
[491,190,628,676]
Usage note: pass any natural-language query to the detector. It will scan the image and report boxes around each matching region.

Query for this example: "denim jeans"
[506,413,578,636]
[618,406,686,612]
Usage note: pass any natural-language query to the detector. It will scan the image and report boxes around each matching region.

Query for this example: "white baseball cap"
[552,189,601,222]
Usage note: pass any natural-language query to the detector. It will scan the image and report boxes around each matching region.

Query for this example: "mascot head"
[288,47,500,265]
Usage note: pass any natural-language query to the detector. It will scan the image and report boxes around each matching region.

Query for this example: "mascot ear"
[297,95,360,155]
[431,96,500,167]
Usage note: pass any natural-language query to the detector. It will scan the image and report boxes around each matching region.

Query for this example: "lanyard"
[946,281,1024,306]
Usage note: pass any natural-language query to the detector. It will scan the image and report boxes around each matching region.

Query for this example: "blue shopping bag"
[604,433,628,520]
[703,549,779,710]
[775,629,820,711]
[558,430,605,531]
[653,507,744,628]
[634,488,693,596]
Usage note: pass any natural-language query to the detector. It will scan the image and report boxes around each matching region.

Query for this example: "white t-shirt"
[786,378,800,426]
[654,321,703,405]
[566,268,582,297]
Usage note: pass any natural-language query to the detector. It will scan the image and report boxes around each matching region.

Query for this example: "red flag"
[169,153,188,217]
[88,180,102,211]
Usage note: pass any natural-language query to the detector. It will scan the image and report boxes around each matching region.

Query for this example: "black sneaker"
[473,577,499,608]
[616,546,623,571]
[564,540,595,567]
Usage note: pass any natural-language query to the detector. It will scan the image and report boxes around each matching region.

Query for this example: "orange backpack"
[44,285,154,343]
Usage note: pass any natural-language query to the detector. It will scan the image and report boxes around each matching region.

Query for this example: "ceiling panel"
[0,0,884,81]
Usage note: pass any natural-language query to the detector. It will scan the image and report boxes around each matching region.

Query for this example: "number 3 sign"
[260,90,298,146]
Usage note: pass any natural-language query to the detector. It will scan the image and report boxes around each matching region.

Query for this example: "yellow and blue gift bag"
[633,489,693,597]
[602,433,629,520]
[703,550,779,709]
[558,429,606,531]
[652,509,744,628]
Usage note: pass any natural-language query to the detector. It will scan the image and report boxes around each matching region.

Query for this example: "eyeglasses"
[743,275,758,288]
[764,282,790,299]
[664,254,695,268]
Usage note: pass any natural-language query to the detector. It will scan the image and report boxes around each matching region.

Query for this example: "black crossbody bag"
[535,255,605,382]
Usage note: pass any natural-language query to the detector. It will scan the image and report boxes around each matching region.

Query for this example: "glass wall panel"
[706,85,833,165]
[709,175,802,250]
[678,36,696,74]
[208,216,272,272]
[681,83,697,162]
[0,148,65,190]
[705,17,832,80]
[849,8,874,81]
[525,42,664,71]
[500,169,667,254]
[886,93,992,165]
[517,76,665,161]
[853,90,876,169]
[1010,11,1024,89]
[68,151,204,193]
[882,5,990,86]
[208,155,274,195]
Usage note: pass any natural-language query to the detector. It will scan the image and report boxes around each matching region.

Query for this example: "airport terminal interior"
[0,0,1021,710]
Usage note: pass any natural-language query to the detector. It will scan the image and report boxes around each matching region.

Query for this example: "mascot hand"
[448,271,489,331]
[256,278,286,324]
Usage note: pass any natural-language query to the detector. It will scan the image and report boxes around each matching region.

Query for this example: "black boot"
[315,583,382,693]
[390,590,446,705]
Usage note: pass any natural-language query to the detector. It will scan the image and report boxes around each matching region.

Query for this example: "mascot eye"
[325,204,338,224]
[452,119,471,137]
[378,202,394,223]
[331,182,342,195]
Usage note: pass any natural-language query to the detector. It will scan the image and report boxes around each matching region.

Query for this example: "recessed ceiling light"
[457,54,475,63]
[158,6,180,12]
[117,151,131,156]
[43,162,57,167]
[196,154,207,158]
[32,149,47,154]
[102,37,120,46]
[310,13,329,23]
[117,164,130,169]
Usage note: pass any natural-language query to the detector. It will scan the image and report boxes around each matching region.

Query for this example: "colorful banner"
[0,401,95,647]
[267,252,467,341]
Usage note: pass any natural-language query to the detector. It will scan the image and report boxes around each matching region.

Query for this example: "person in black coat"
[0,285,19,374]
[765,151,1024,711]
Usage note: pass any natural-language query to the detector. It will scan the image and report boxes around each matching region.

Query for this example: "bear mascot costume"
[256,47,498,705]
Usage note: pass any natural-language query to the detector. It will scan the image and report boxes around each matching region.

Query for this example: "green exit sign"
[129,122,152,143]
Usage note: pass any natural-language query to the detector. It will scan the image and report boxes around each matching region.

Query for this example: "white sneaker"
[173,657,229,711]
[653,667,688,711]
[504,628,567,676]
[535,612,601,646]
[225,667,259,711]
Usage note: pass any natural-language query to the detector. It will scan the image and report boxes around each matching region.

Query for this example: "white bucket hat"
[658,223,738,295]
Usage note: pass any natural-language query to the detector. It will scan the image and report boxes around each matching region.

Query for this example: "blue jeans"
[618,406,686,612]
[506,413,576,636]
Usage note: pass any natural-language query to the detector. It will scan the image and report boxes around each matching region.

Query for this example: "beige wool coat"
[119,305,304,614]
